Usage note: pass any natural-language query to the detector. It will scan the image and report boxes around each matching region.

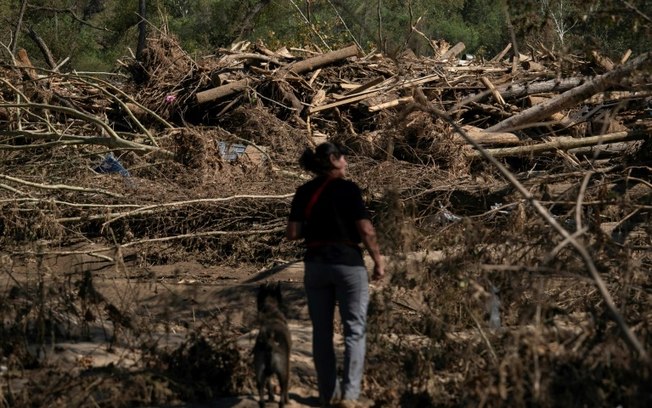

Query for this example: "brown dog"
[253,282,291,407]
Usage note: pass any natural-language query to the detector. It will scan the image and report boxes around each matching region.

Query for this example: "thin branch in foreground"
[100,194,294,229]
[0,174,122,198]
[10,249,114,262]
[120,227,285,248]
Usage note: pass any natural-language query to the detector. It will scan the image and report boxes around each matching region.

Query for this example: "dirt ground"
[1,244,385,408]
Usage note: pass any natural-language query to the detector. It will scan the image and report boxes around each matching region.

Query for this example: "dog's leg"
[267,376,275,402]
[279,369,289,407]
[258,380,266,407]
[256,363,266,408]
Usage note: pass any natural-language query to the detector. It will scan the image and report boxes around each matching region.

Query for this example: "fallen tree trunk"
[487,51,652,132]
[448,77,587,114]
[285,43,360,75]
[196,78,251,104]
[440,42,465,61]
[469,130,647,158]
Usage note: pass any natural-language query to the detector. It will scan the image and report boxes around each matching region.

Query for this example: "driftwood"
[309,73,441,114]
[440,42,465,61]
[487,51,651,132]
[284,43,360,75]
[196,78,251,104]
[450,77,587,114]
[454,125,521,145]
[196,44,360,104]
[470,129,647,158]
[480,76,505,105]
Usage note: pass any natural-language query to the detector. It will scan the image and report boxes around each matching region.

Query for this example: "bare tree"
[539,0,577,47]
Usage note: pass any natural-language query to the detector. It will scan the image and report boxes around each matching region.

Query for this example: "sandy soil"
[3,244,375,407]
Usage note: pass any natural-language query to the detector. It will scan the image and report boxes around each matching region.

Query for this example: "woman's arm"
[286,221,302,241]
[356,219,385,280]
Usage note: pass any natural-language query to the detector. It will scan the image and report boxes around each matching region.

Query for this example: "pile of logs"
[180,40,652,163]
[2,32,650,167]
[0,33,651,254]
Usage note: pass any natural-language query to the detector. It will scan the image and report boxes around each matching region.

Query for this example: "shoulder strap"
[304,177,334,219]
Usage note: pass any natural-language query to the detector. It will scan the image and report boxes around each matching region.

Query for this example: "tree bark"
[237,0,272,42]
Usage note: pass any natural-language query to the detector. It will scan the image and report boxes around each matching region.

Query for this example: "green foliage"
[0,0,648,71]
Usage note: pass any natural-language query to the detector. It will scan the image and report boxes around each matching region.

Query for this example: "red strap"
[304,177,334,219]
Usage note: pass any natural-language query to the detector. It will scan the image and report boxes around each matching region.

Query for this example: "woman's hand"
[356,219,385,281]
[372,261,385,281]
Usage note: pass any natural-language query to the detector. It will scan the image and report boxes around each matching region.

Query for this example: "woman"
[286,142,385,407]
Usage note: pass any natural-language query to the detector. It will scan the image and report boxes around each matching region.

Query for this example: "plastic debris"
[488,284,501,329]
[94,152,130,177]
[438,205,461,223]
[490,202,510,214]
[218,141,247,161]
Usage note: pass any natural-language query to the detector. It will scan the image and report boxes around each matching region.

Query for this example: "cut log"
[367,96,414,112]
[284,44,360,75]
[454,125,521,145]
[196,78,250,104]
[469,130,647,158]
[591,50,615,71]
[440,42,465,61]
[486,51,651,132]
[491,43,512,62]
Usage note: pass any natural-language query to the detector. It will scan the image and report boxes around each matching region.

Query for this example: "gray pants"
[304,262,369,402]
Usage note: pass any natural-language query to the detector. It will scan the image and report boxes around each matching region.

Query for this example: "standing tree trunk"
[11,0,29,54]
[136,0,146,62]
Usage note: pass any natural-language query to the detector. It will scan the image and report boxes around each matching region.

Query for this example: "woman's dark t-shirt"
[289,176,370,266]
